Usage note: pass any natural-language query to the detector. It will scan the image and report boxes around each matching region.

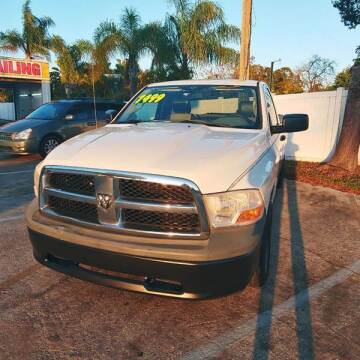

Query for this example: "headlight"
[204,189,265,228]
[13,128,32,140]
[33,161,43,197]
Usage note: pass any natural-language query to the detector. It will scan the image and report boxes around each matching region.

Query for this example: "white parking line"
[0,214,24,223]
[0,170,34,175]
[181,260,360,360]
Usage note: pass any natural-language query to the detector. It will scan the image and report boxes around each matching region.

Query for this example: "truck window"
[264,87,278,127]
[125,102,158,122]
[116,85,260,129]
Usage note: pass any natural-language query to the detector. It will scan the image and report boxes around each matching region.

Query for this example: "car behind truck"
[26,80,308,299]
[0,99,122,158]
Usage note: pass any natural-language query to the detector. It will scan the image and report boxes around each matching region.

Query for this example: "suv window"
[69,104,95,121]
[26,102,72,120]
[96,103,121,120]
[263,87,278,127]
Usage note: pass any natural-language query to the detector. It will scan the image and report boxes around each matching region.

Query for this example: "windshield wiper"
[176,120,229,128]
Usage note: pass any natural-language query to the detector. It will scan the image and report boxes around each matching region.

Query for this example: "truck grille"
[119,179,194,204]
[40,167,209,238]
[0,132,13,141]
[48,195,98,224]
[48,173,95,196]
[122,209,200,233]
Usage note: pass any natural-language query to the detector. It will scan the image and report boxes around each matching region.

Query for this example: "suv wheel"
[39,135,61,158]
[251,205,273,287]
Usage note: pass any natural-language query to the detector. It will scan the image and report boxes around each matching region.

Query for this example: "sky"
[0,0,359,74]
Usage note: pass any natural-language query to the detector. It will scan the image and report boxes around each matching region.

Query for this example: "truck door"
[263,86,285,179]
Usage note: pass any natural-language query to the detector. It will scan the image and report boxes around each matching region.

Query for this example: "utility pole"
[91,63,98,128]
[239,0,252,80]
[269,58,281,92]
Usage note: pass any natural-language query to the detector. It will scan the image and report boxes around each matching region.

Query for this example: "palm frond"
[50,36,79,84]
[94,20,118,44]
[192,1,224,29]
[37,16,55,30]
[169,0,190,16]
[0,30,25,53]
[20,0,54,57]
[120,7,141,35]
[74,39,94,57]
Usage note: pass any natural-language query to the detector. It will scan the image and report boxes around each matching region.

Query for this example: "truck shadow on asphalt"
[0,193,34,217]
[252,179,315,360]
[0,154,39,216]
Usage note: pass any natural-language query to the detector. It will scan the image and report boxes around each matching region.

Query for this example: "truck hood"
[43,122,268,193]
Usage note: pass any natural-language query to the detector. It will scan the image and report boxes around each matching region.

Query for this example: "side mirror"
[271,113,309,134]
[105,109,118,122]
[64,114,74,121]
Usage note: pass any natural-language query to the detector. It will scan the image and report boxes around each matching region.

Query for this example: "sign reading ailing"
[0,58,50,81]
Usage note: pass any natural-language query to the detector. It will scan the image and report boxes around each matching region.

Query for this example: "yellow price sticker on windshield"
[135,93,166,104]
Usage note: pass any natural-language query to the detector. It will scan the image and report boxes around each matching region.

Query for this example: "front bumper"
[28,228,258,299]
[0,138,38,154]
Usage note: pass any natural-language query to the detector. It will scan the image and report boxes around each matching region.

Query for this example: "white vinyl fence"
[273,88,357,163]
[0,102,15,121]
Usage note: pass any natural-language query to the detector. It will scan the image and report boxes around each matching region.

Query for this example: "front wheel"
[251,205,273,287]
[39,135,61,158]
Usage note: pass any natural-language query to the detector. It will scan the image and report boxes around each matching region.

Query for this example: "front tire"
[39,135,61,158]
[251,205,273,287]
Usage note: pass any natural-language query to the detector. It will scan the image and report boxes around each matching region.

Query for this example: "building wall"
[0,80,51,120]
[0,57,51,121]
[0,102,15,120]
[273,88,359,164]
[41,81,51,103]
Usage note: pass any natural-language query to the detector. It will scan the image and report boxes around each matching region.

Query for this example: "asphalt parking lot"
[0,153,359,359]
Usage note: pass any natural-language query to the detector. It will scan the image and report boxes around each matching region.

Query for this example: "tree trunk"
[328,65,360,172]
[64,84,70,99]
[181,54,191,79]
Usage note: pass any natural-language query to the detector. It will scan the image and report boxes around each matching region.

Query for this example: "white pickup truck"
[26,80,308,299]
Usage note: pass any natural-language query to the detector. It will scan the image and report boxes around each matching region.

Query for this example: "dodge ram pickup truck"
[26,80,308,299]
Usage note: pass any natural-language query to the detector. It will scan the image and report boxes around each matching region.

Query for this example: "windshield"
[115,85,260,129]
[26,102,72,120]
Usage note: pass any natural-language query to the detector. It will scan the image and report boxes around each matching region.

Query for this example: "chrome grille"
[122,209,200,233]
[40,167,209,239]
[48,195,98,224]
[48,173,95,196]
[0,132,13,141]
[119,179,194,204]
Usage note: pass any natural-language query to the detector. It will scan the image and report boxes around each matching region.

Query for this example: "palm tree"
[165,0,240,79]
[0,0,54,59]
[94,8,166,96]
[51,36,115,98]
[51,36,92,98]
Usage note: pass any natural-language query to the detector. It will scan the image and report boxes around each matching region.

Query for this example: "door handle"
[280,135,286,141]
[87,122,96,126]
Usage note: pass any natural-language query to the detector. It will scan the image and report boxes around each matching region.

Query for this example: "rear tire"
[39,135,61,158]
[251,205,273,287]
